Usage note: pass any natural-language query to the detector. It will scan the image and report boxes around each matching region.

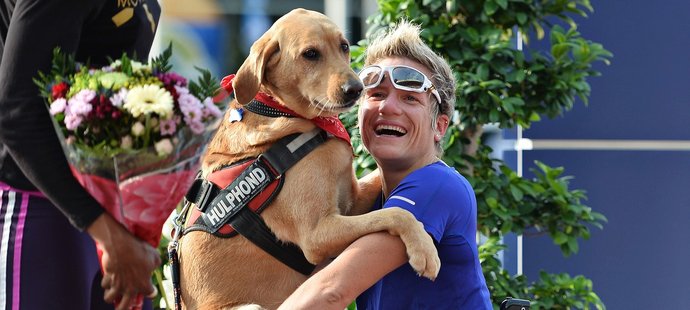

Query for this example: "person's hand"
[87,213,161,309]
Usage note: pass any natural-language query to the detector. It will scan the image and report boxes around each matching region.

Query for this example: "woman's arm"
[278,231,408,310]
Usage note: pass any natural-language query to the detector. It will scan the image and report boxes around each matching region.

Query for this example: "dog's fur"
[178,8,440,310]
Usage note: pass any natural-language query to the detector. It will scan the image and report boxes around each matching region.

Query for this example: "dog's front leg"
[348,168,382,216]
[297,209,440,280]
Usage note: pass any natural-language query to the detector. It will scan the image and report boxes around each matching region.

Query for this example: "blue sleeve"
[382,164,475,243]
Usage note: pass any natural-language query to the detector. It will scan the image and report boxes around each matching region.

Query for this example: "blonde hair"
[363,20,456,153]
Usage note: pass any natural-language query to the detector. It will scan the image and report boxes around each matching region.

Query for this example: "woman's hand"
[88,213,161,309]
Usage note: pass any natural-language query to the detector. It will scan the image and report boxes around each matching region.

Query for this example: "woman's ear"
[434,114,450,142]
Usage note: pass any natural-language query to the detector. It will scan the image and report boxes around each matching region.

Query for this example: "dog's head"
[232,8,363,119]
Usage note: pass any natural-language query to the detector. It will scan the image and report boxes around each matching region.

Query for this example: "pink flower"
[202,97,223,119]
[64,112,83,130]
[159,118,177,135]
[188,120,205,134]
[174,85,190,95]
[68,89,96,116]
[178,93,203,124]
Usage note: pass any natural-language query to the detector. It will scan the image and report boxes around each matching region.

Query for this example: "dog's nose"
[342,79,363,103]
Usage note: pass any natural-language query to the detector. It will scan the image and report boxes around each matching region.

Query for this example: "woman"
[278,21,492,310]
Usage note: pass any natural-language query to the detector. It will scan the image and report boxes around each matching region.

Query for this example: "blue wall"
[517,1,690,308]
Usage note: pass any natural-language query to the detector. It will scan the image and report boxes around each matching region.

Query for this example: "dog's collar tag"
[228,108,244,123]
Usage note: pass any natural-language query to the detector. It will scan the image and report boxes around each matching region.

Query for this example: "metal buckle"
[189,179,215,212]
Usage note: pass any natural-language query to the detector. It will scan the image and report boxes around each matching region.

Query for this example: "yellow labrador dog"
[177,8,440,309]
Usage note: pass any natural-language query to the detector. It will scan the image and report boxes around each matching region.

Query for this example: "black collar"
[245,99,295,118]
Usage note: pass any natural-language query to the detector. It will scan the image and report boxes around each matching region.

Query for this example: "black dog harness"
[181,127,326,273]
[167,101,333,310]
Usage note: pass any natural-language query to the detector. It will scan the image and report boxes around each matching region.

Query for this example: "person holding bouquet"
[0,0,162,309]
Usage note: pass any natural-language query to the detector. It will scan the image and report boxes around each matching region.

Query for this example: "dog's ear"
[233,31,280,105]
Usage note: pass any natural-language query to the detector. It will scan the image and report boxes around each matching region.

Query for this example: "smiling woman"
[279,21,492,310]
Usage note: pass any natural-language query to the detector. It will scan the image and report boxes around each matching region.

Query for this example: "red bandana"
[221,74,351,144]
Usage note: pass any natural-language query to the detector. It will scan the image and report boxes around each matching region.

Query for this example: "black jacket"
[0,0,160,229]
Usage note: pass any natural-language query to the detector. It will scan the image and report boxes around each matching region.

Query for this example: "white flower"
[123,85,174,118]
[154,138,174,156]
[109,60,122,70]
[121,135,133,149]
[131,122,145,136]
[110,88,128,107]
[49,98,67,115]
[130,61,146,72]
[109,60,148,72]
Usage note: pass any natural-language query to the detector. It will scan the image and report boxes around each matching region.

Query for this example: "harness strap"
[261,127,325,176]
[232,208,315,275]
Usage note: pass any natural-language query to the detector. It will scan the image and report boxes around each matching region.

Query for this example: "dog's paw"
[404,222,441,281]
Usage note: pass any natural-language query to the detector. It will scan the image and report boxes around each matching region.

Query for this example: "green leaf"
[504,97,525,107]
[516,12,527,25]
[489,109,500,122]
[552,43,569,60]
[568,237,579,254]
[477,63,489,80]
[553,231,568,245]
[507,69,525,82]
[484,1,498,15]
[150,42,173,73]
[510,184,524,201]
[496,0,508,9]
[550,29,566,44]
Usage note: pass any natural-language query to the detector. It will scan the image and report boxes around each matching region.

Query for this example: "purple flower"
[158,72,188,87]
[178,93,203,124]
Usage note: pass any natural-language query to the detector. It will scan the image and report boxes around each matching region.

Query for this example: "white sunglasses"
[358,65,442,104]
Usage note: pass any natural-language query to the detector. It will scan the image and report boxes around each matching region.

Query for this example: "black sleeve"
[0,0,159,230]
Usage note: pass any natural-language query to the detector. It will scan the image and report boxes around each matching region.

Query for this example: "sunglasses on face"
[358,65,442,105]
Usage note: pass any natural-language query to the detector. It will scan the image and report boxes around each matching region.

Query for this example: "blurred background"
[152,0,690,308]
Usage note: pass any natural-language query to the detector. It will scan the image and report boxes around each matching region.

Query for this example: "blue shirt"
[356,162,492,309]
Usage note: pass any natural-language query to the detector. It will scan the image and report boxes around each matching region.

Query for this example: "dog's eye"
[302,49,320,60]
[340,43,349,53]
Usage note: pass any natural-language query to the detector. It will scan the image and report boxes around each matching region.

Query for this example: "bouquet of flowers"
[35,45,225,307]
